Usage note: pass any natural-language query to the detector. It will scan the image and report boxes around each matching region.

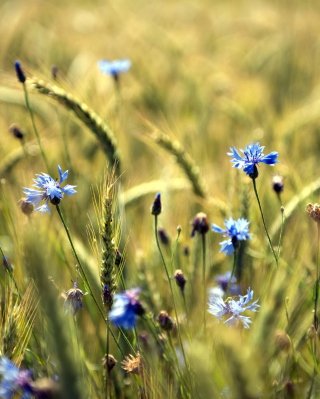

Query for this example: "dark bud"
[272,174,284,194]
[9,123,24,140]
[50,197,61,206]
[249,164,259,180]
[158,228,170,245]
[183,245,190,257]
[174,269,187,294]
[191,212,209,237]
[3,255,13,272]
[151,193,162,216]
[284,380,295,398]
[18,198,34,216]
[102,354,117,372]
[51,64,58,80]
[157,310,174,331]
[133,301,145,316]
[231,235,239,250]
[115,248,122,266]
[14,61,26,83]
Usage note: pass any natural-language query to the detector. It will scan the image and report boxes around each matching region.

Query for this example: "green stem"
[55,204,123,355]
[154,215,193,395]
[22,83,50,172]
[170,227,181,275]
[276,207,285,262]
[252,179,278,267]
[226,252,237,297]
[201,234,207,333]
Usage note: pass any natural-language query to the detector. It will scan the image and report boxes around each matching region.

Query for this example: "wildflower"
[306,203,320,224]
[14,61,26,83]
[98,59,131,81]
[151,193,162,216]
[9,123,24,140]
[191,212,209,237]
[0,356,33,399]
[174,269,187,294]
[158,228,170,245]
[212,217,251,256]
[228,142,279,177]
[157,311,174,331]
[23,165,77,215]
[121,353,142,375]
[109,288,144,329]
[272,174,284,194]
[207,287,260,329]
[64,281,88,316]
[214,271,241,295]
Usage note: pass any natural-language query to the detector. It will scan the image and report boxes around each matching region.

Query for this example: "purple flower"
[23,165,77,215]
[228,142,279,176]
[212,217,251,256]
[207,287,260,329]
[64,281,88,316]
[0,357,32,399]
[98,59,131,78]
[109,288,144,329]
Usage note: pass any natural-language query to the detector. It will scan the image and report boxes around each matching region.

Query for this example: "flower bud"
[9,124,24,140]
[151,193,161,216]
[17,198,34,216]
[14,61,26,83]
[158,228,170,245]
[102,354,117,372]
[174,269,187,294]
[51,64,58,80]
[274,330,290,352]
[157,310,174,331]
[191,212,209,237]
[272,174,284,194]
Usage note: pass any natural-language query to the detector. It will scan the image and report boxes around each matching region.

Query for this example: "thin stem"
[226,251,237,297]
[252,179,278,267]
[22,83,50,172]
[55,204,123,355]
[276,207,285,262]
[154,215,193,395]
[170,227,181,275]
[201,233,207,332]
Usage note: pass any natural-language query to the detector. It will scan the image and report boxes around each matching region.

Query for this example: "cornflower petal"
[22,166,76,215]
[98,59,131,76]
[109,287,143,329]
[228,142,279,175]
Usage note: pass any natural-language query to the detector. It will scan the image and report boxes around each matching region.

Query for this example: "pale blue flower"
[23,165,77,215]
[109,288,143,329]
[207,287,260,329]
[98,59,131,77]
[228,142,279,175]
[0,357,32,399]
[212,217,251,256]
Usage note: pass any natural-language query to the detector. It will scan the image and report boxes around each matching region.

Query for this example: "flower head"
[228,142,279,177]
[306,203,320,224]
[98,59,131,79]
[190,212,209,237]
[207,287,260,329]
[272,173,284,194]
[0,357,33,399]
[151,193,162,216]
[23,165,77,215]
[214,271,241,295]
[109,288,144,329]
[212,217,251,256]
[64,281,88,316]
[14,61,26,83]
[121,353,142,375]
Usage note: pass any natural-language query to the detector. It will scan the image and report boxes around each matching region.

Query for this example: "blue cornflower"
[228,142,279,176]
[212,217,251,256]
[23,165,77,215]
[109,288,144,329]
[207,287,260,329]
[0,357,33,399]
[98,59,131,78]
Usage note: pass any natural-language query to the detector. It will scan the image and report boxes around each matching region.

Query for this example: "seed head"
[191,212,209,237]
[121,353,142,375]
[306,203,320,223]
